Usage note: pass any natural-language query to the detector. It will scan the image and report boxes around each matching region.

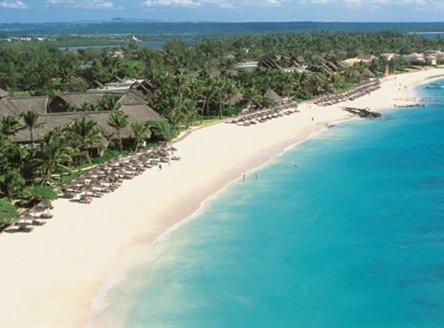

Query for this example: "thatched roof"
[12,104,163,143]
[264,88,282,103]
[8,96,49,115]
[55,92,113,108]
[0,98,20,116]
[51,90,149,112]
[361,68,375,79]
[0,88,8,98]
[117,91,147,106]
[120,104,162,122]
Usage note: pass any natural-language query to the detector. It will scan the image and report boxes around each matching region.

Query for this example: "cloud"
[142,0,199,6]
[141,0,283,8]
[0,0,27,9]
[297,0,444,9]
[47,0,121,9]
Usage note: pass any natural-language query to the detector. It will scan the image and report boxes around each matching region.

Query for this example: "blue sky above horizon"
[2,0,444,23]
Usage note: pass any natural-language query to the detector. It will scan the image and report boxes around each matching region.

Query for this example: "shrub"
[147,120,177,142]
[93,150,121,164]
[0,199,18,231]
[23,185,58,203]
[223,106,243,117]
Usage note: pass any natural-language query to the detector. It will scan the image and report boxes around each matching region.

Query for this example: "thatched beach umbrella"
[40,211,53,219]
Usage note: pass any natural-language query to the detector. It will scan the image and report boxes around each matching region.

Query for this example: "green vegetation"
[147,120,177,142]
[23,186,57,204]
[0,199,18,230]
[108,111,129,151]
[1,31,443,221]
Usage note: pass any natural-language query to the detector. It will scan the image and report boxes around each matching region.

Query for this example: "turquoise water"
[102,81,444,327]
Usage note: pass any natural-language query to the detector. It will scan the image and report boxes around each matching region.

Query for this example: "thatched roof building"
[8,96,49,115]
[0,89,164,144]
[49,92,113,113]
[0,96,49,116]
[12,104,162,143]
[47,90,149,113]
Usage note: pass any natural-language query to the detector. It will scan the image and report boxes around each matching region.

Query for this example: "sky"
[1,0,444,23]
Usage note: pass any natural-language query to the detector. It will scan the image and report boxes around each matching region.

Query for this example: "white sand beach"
[0,68,443,327]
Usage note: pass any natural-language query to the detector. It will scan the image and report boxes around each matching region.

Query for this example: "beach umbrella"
[29,206,44,220]
[35,201,50,211]
[40,211,53,219]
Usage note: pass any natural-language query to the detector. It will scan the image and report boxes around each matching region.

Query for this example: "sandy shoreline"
[1,68,444,327]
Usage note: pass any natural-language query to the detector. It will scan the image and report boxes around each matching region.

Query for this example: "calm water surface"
[99,80,444,327]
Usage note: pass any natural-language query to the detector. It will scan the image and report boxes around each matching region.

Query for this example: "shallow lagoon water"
[100,81,444,327]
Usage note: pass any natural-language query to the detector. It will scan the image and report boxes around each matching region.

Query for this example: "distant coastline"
[4,21,444,38]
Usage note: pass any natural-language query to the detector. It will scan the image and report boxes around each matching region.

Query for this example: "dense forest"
[1,31,443,93]
[1,31,444,228]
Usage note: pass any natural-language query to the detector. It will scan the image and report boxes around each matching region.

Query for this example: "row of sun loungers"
[59,145,180,204]
[314,80,381,106]
[227,103,299,127]
[9,145,181,232]
[12,201,54,232]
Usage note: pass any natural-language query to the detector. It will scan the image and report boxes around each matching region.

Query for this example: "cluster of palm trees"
[0,109,162,203]
[146,72,242,129]
[143,64,364,130]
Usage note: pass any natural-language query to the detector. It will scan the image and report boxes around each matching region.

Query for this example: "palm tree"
[67,117,105,164]
[131,121,150,152]
[108,111,129,151]
[66,103,78,112]
[181,99,198,129]
[98,97,121,111]
[20,110,43,148]
[33,128,74,185]
[81,102,98,112]
[0,137,28,200]
[0,115,24,137]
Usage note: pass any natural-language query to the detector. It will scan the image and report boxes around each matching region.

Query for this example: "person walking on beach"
[159,164,162,170]
[242,174,246,181]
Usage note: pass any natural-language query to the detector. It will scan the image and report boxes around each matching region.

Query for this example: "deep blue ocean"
[99,80,444,327]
